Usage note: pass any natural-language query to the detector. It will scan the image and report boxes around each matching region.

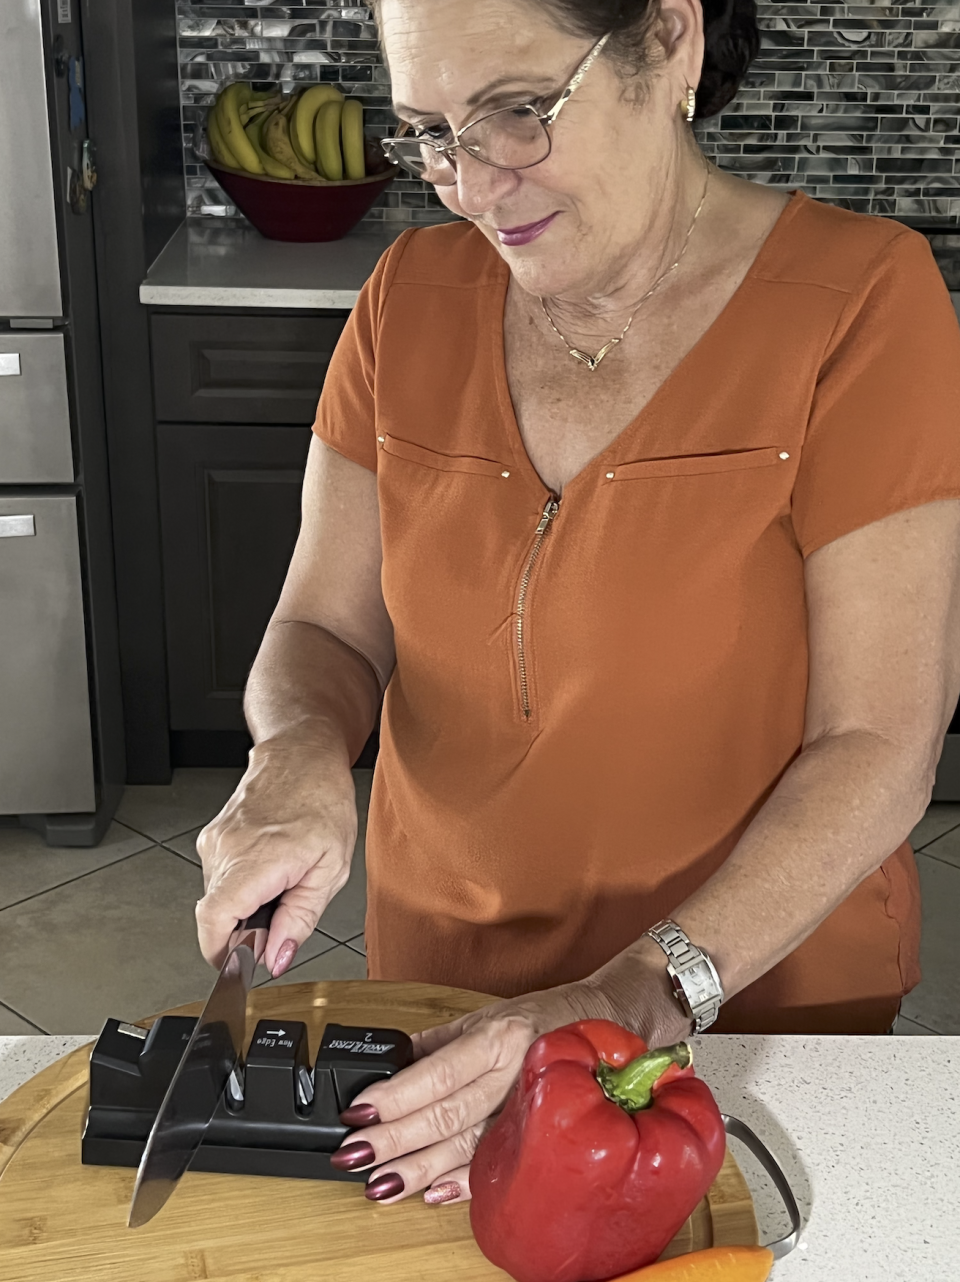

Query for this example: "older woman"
[196,0,960,1207]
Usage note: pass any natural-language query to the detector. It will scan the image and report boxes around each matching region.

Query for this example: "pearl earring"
[679,85,696,123]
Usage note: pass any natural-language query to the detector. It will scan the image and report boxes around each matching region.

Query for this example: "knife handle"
[240,897,281,932]
[230,897,282,964]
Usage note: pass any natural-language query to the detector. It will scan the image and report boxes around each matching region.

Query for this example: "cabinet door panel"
[158,424,310,730]
[151,314,347,425]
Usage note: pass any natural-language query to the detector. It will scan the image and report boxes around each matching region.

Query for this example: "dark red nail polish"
[365,1172,405,1201]
[330,1140,375,1171]
[340,1102,381,1127]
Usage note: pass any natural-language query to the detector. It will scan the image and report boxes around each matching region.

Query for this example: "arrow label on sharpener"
[265,1029,286,1036]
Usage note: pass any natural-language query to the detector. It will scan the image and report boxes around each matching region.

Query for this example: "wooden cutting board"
[0,980,758,1281]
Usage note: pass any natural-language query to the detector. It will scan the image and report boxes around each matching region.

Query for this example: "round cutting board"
[0,981,758,1281]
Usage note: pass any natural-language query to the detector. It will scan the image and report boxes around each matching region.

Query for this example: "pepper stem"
[596,1042,692,1113]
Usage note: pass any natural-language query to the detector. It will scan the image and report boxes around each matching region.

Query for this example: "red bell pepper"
[470,1020,726,1282]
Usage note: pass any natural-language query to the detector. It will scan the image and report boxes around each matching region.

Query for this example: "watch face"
[682,960,718,1005]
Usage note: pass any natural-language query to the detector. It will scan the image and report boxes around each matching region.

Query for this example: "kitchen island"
[1,1032,955,1279]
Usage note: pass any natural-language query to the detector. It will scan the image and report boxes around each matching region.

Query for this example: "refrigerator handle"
[0,516,37,538]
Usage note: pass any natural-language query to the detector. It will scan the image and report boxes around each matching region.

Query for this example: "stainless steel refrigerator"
[0,0,124,844]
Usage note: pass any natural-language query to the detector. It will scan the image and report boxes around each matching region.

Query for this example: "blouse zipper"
[516,496,560,720]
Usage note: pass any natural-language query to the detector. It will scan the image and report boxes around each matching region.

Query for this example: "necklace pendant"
[569,348,600,371]
[539,165,709,373]
[569,337,619,371]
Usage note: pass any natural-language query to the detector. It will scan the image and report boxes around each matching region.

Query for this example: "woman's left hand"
[330,961,689,1206]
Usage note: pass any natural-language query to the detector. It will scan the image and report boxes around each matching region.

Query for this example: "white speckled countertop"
[1,1034,956,1278]
[0,1035,91,1102]
[140,223,958,317]
[139,219,412,309]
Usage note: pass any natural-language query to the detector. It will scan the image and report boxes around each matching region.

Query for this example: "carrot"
[607,1245,775,1281]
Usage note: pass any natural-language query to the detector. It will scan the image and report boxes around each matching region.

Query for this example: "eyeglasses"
[380,32,611,185]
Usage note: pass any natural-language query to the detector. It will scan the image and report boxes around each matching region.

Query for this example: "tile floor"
[0,769,956,1035]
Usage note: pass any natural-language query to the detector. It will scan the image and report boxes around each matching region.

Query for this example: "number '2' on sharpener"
[82,1017,413,1181]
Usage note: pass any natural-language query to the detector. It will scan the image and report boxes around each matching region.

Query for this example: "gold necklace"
[539,163,711,371]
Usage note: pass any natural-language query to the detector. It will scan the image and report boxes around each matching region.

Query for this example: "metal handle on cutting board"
[723,1113,802,1258]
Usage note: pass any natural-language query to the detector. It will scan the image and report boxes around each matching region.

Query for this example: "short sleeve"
[312,229,415,472]
[791,229,960,558]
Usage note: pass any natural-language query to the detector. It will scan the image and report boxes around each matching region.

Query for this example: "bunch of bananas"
[207,82,368,182]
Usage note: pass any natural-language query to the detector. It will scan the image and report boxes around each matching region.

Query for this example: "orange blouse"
[314,190,960,1033]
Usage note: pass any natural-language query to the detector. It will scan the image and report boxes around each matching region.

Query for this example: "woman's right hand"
[194,731,360,977]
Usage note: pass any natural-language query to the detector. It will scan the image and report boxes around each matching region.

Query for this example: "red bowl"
[207,159,397,242]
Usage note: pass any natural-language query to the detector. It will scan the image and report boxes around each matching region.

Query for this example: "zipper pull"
[535,498,560,535]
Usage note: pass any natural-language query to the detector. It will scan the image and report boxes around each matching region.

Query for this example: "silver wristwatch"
[643,919,724,1033]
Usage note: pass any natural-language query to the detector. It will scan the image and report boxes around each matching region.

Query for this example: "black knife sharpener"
[81,1016,413,1182]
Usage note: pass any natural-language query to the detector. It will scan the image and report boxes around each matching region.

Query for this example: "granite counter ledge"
[141,226,960,321]
[139,220,412,310]
[0,1034,91,1104]
[1,1032,956,1278]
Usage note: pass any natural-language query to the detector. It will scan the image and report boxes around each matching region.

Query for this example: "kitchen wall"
[177,1,960,279]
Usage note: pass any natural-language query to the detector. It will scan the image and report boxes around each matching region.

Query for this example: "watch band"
[644,919,724,1033]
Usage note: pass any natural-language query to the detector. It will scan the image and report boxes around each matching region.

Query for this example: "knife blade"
[127,898,279,1228]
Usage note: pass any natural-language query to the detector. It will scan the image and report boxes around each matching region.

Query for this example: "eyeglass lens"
[393,106,551,182]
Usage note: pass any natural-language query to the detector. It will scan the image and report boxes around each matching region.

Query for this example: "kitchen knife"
[127,898,279,1228]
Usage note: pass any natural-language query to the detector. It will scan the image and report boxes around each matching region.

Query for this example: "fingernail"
[330,1140,376,1171]
[272,939,298,977]
[365,1172,405,1201]
[424,1181,461,1205]
[339,1102,380,1127]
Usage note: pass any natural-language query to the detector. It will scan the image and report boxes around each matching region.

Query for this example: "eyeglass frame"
[380,31,612,183]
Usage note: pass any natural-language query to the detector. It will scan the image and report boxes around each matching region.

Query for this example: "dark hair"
[532,0,760,119]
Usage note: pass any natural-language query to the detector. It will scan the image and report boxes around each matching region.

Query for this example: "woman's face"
[379,0,701,300]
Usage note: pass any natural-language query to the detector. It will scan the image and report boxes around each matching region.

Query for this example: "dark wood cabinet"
[151,309,346,749]
[157,422,311,732]
[149,309,377,769]
[151,313,346,425]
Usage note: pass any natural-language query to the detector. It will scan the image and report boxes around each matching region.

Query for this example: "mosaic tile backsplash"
[178,1,960,280]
